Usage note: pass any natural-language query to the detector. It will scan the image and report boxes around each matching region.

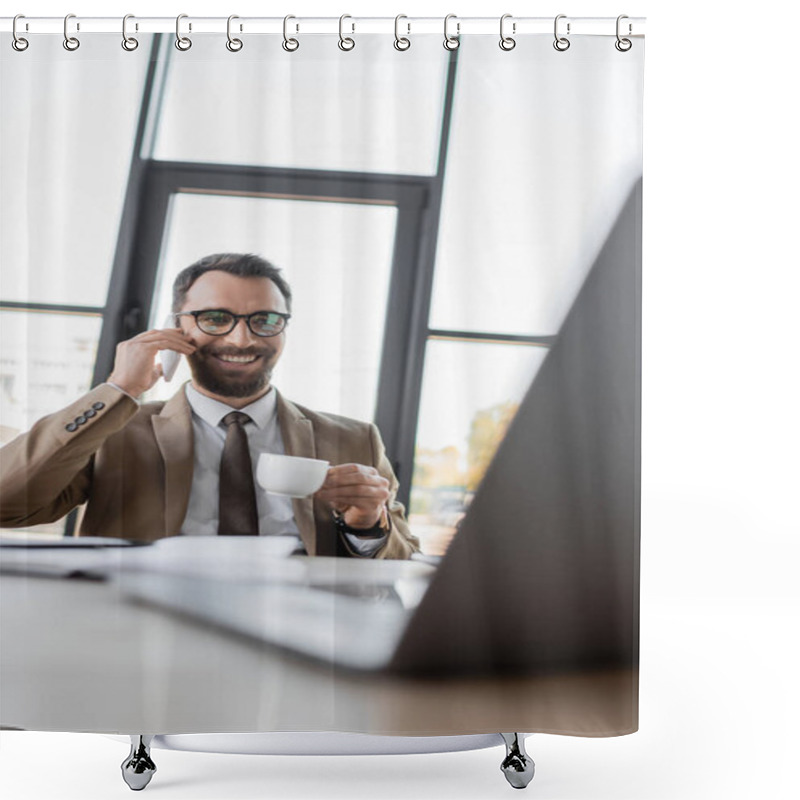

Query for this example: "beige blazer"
[0,383,420,559]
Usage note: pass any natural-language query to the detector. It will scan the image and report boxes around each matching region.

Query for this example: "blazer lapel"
[151,385,194,537]
[275,390,319,556]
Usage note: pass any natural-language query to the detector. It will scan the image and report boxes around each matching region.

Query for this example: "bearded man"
[0,253,419,559]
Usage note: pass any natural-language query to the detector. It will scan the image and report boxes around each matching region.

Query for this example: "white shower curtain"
[0,20,644,741]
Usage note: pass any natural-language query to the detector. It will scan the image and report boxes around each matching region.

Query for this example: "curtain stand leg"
[121,734,157,791]
[499,733,535,789]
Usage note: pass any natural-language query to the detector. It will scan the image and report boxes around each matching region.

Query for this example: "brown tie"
[218,411,259,536]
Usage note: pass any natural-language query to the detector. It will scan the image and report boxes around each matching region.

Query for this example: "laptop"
[120,182,642,679]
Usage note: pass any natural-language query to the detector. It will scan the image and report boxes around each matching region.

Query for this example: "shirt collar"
[184,382,277,430]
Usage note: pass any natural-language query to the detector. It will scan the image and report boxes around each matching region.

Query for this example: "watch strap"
[332,505,391,539]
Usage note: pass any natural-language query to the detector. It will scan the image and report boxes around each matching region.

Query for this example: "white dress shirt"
[180,383,386,556]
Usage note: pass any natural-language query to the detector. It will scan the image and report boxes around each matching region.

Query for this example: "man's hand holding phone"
[107,325,196,398]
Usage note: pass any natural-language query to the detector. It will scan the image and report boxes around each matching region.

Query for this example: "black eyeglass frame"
[173,309,291,337]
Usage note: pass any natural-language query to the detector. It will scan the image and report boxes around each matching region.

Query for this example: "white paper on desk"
[120,535,305,582]
[0,542,123,577]
[0,535,303,582]
[0,535,144,548]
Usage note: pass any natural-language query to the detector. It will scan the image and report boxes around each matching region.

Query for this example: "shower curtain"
[0,20,644,740]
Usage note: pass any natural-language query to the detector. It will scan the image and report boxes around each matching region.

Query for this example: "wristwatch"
[332,505,391,539]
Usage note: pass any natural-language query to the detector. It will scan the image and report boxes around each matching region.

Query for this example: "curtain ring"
[553,14,570,51]
[282,15,299,51]
[122,14,139,51]
[63,13,80,51]
[394,14,411,51]
[175,14,192,51]
[443,14,460,51]
[338,14,355,51]
[226,15,243,52]
[499,14,516,51]
[615,15,632,52]
[12,14,29,52]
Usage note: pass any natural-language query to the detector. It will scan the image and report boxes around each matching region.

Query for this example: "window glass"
[409,337,548,554]
[144,192,397,423]
[0,310,102,536]
[0,35,151,306]
[430,36,644,335]
[0,310,102,442]
[152,35,447,176]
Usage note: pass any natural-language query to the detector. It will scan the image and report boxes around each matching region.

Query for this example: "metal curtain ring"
[499,13,516,51]
[63,13,80,51]
[394,14,411,51]
[615,15,632,51]
[12,14,29,51]
[122,14,139,51]
[443,14,459,51]
[175,13,192,51]
[338,14,355,51]
[282,15,299,51]
[226,15,243,51]
[553,14,570,51]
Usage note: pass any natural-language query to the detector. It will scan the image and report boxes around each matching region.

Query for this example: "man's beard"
[187,345,275,399]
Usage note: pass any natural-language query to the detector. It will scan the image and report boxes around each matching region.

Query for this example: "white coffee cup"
[257,453,330,498]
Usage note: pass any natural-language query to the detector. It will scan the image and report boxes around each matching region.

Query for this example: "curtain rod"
[1,16,646,37]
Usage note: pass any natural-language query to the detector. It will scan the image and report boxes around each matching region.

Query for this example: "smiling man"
[0,253,420,559]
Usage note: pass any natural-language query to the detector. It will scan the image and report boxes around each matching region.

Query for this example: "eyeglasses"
[174,309,291,337]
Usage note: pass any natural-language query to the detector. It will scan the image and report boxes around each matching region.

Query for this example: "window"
[152,34,448,176]
[0,35,150,535]
[144,191,397,421]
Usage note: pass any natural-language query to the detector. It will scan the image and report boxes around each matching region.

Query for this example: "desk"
[0,554,636,737]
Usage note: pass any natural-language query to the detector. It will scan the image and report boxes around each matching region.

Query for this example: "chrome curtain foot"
[121,735,157,791]
[500,733,535,789]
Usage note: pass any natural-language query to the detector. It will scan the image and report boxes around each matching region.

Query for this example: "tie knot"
[221,411,252,429]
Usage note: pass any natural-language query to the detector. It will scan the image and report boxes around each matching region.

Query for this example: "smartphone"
[160,315,181,382]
